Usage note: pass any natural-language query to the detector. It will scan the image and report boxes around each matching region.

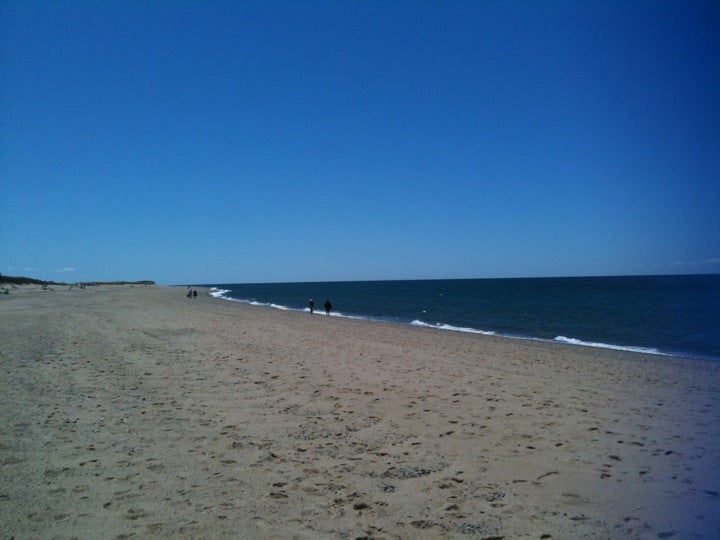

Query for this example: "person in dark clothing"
[324,299,332,315]
[308,299,315,314]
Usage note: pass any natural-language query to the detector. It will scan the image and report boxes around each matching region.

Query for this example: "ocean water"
[204,275,720,361]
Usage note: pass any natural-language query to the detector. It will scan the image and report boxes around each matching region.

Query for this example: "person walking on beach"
[193,289,197,298]
[324,299,332,316]
[308,299,315,314]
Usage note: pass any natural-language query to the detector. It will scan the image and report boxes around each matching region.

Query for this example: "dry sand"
[1,284,718,539]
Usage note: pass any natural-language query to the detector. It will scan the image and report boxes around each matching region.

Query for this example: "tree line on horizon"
[0,274,155,286]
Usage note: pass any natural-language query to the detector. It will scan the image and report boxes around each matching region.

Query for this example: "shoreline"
[2,285,719,538]
[206,287,716,363]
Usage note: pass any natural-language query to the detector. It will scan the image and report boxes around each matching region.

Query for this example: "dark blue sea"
[204,275,720,361]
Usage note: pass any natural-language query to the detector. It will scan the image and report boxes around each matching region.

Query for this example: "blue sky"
[1,0,718,285]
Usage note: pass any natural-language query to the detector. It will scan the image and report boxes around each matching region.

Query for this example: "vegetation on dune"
[0,274,155,286]
[0,275,58,286]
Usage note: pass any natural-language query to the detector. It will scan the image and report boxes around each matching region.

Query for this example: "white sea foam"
[407,321,668,356]
[554,336,667,356]
[209,288,232,299]
[211,290,350,317]
[248,300,289,310]
[411,320,495,335]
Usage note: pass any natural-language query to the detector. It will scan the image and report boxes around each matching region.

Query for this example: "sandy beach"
[1,284,718,539]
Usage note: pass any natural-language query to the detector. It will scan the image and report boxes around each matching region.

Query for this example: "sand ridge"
[1,285,719,539]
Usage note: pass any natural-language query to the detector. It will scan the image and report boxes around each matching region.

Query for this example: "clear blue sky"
[1,0,718,285]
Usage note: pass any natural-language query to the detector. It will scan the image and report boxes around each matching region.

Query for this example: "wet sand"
[1,284,718,539]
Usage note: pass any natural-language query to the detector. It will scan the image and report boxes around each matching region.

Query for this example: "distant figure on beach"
[324,299,332,316]
[187,289,192,298]
[193,289,197,298]
[308,299,315,314]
